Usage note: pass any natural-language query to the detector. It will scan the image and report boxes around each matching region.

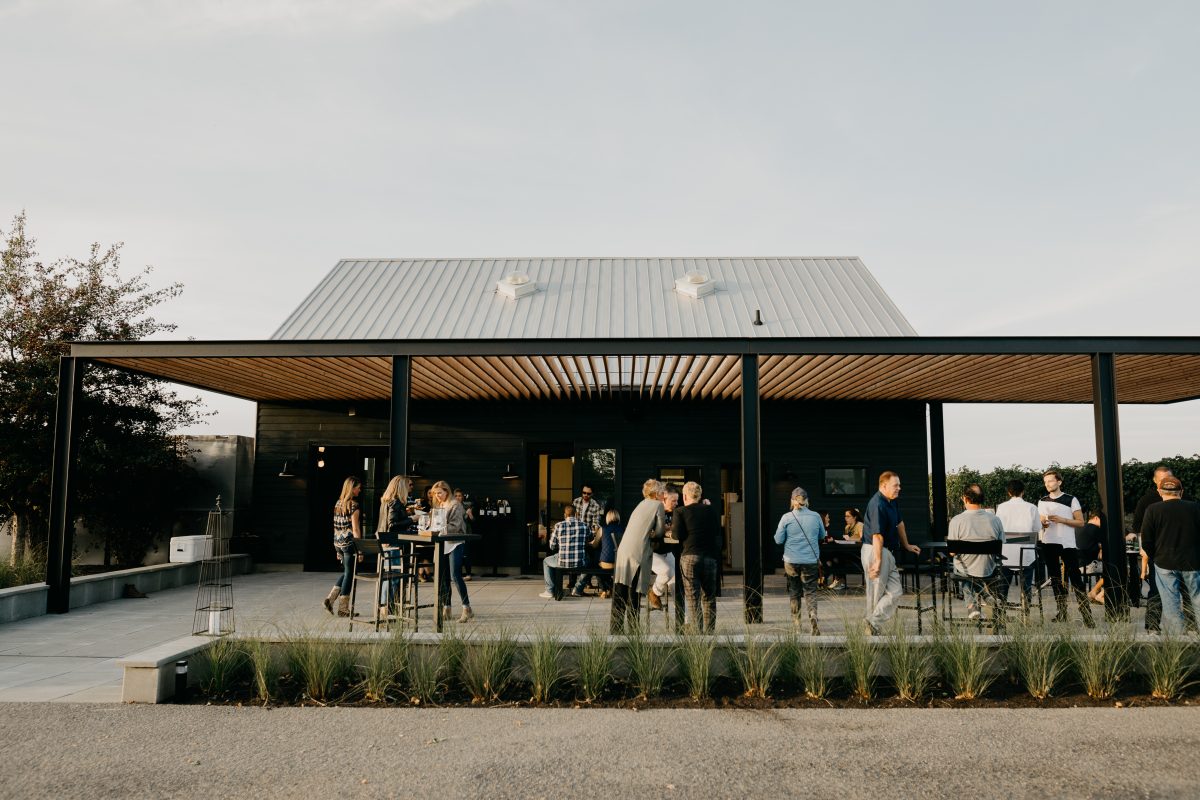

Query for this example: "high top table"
[387,532,481,632]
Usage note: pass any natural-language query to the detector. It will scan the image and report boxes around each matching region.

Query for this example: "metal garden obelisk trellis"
[193,496,235,636]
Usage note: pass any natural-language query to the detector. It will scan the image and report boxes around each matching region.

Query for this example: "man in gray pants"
[861,471,921,635]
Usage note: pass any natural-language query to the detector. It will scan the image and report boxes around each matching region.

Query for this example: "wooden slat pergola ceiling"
[89,352,1200,404]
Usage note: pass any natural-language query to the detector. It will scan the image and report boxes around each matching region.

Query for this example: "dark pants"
[438,545,470,609]
[1144,555,1162,632]
[610,574,642,634]
[785,562,819,625]
[1039,543,1093,623]
[680,554,718,633]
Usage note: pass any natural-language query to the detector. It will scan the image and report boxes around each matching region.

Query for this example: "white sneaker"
[827,579,844,591]
[538,591,554,599]
[967,609,982,621]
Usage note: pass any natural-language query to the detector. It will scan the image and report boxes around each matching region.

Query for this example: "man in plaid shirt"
[539,505,591,599]
[573,486,603,531]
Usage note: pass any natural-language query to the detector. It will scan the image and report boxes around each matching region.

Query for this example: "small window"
[824,467,867,497]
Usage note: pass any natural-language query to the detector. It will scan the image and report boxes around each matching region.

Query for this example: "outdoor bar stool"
[896,548,938,634]
[644,588,670,631]
[941,539,1007,633]
[348,538,398,633]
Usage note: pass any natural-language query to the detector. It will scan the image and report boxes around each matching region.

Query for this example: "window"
[824,467,867,497]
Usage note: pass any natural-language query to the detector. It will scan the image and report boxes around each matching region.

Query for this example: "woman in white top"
[427,479,473,623]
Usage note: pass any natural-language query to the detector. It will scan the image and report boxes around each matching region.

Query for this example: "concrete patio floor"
[0,569,1141,703]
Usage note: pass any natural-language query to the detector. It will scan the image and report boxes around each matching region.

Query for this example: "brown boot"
[337,595,351,617]
[323,588,340,615]
[648,589,663,610]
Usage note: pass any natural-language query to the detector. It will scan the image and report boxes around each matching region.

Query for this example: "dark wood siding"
[254,398,928,567]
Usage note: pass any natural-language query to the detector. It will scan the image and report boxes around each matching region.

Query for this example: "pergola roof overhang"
[71,336,1200,405]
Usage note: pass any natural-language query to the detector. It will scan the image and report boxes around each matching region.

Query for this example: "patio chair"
[942,539,1006,633]
[1000,541,1044,622]
[896,547,939,634]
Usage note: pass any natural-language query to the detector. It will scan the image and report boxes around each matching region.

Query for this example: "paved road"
[2,704,1197,798]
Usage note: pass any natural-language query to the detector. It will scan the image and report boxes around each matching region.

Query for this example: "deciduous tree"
[0,211,204,568]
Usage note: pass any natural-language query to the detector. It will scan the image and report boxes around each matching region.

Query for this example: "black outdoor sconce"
[501,463,520,480]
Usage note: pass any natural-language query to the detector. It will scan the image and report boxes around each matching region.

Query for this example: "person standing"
[648,485,679,610]
[774,487,825,635]
[428,480,473,623]
[324,476,362,617]
[1133,465,1176,632]
[1038,469,1095,627]
[377,475,415,615]
[539,505,590,599]
[861,471,921,635]
[673,481,723,633]
[1140,476,1200,634]
[610,479,666,634]
[995,479,1042,604]
[947,484,1006,623]
[573,485,603,532]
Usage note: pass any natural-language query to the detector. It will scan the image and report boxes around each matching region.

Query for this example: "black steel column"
[1092,353,1129,616]
[928,401,948,540]
[46,357,83,614]
[389,355,411,477]
[741,354,763,623]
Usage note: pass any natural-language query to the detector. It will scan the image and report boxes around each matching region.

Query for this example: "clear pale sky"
[3,1,1198,470]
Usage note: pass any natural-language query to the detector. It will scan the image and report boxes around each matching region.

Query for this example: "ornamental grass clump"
[241,638,279,704]
[785,633,831,700]
[731,633,783,699]
[676,631,717,701]
[200,635,246,696]
[885,621,934,702]
[283,628,356,703]
[624,625,673,700]
[406,647,446,705]
[525,628,566,703]
[933,623,997,700]
[576,628,617,703]
[842,621,879,701]
[1005,620,1069,701]
[1071,624,1135,700]
[1144,632,1199,701]
[460,629,518,703]
[358,631,410,703]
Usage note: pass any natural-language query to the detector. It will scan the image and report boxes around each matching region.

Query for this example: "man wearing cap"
[1132,465,1176,632]
[774,486,826,635]
[1139,476,1200,634]
[861,471,921,635]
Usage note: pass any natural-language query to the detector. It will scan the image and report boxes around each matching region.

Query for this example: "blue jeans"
[334,544,355,595]
[1154,566,1200,634]
[439,545,470,609]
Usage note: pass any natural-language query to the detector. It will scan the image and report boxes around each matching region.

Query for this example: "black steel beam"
[46,357,83,614]
[928,402,948,541]
[71,335,1200,360]
[1092,353,1129,616]
[741,354,763,623]
[390,356,410,478]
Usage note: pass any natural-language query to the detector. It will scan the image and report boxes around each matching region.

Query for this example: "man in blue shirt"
[539,505,591,599]
[861,471,921,634]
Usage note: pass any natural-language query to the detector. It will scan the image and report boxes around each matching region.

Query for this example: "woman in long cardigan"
[610,479,666,633]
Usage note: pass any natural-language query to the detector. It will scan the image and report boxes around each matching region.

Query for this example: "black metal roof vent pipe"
[752,309,763,326]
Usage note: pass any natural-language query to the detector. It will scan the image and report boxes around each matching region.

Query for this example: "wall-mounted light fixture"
[408,461,425,478]
[317,459,326,469]
[501,463,520,480]
[348,406,357,417]
[278,461,295,478]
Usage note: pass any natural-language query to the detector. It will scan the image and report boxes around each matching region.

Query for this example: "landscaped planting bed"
[189,621,1200,710]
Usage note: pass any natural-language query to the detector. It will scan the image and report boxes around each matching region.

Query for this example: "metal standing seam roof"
[270,257,918,341]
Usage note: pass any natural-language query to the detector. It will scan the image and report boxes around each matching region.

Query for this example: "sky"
[3,0,1199,471]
